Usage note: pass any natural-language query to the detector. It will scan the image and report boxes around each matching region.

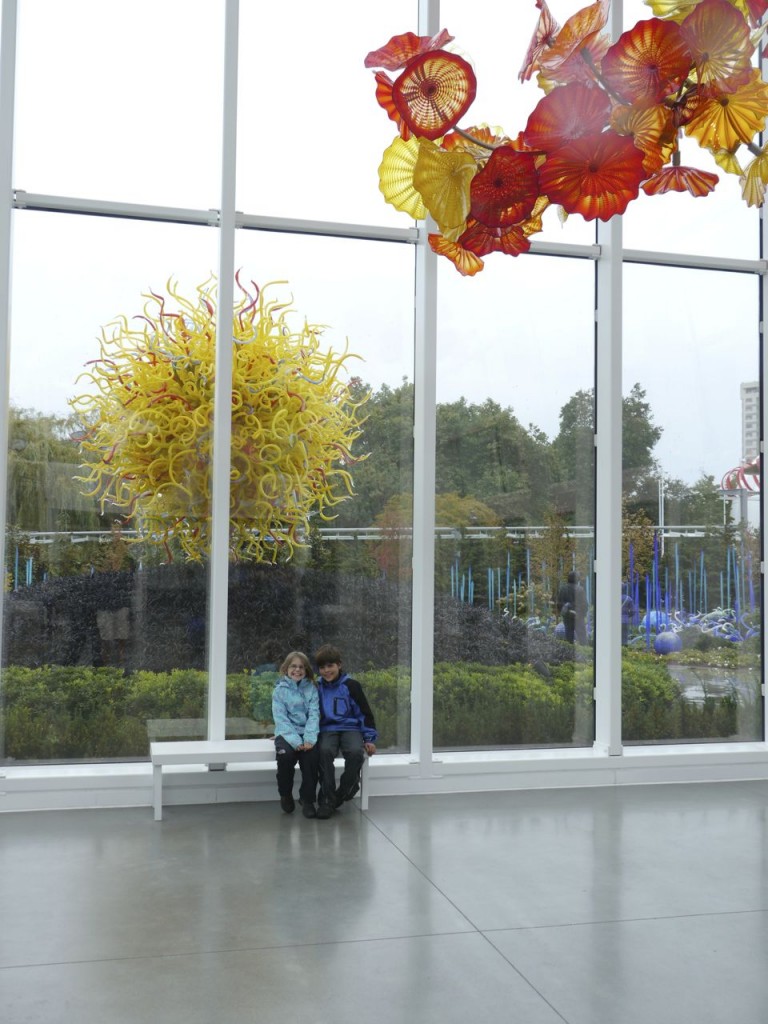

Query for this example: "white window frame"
[0,0,767,808]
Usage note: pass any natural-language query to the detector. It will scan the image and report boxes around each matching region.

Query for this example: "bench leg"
[359,756,369,810]
[153,763,163,821]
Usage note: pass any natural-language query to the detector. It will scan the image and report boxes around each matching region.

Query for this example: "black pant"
[274,737,319,804]
[563,612,586,645]
[317,730,364,807]
[563,611,575,643]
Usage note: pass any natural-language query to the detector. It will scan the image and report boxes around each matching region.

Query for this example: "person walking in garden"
[557,570,588,644]
[314,643,377,819]
[272,651,320,818]
[621,582,635,646]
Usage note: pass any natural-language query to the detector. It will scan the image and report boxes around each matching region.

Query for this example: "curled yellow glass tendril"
[70,277,368,562]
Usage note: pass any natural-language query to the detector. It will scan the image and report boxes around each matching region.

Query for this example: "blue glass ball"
[654,630,682,655]
[641,610,670,631]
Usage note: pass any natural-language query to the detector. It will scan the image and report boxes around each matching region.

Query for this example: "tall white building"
[741,380,760,461]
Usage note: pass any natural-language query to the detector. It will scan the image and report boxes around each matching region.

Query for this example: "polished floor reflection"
[3,782,768,1023]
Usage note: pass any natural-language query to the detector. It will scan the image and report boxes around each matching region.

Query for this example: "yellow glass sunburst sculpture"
[70,276,368,563]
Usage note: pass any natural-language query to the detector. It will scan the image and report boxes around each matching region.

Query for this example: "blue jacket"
[271,675,320,750]
[317,672,377,744]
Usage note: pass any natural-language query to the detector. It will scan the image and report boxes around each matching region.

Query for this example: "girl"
[271,651,320,818]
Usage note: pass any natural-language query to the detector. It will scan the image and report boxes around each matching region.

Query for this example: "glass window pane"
[622,265,762,744]
[435,254,596,750]
[3,213,218,763]
[14,0,224,207]
[232,231,416,754]
[237,0,416,226]
[622,157,759,262]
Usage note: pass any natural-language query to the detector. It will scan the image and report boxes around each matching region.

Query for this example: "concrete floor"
[3,781,768,1023]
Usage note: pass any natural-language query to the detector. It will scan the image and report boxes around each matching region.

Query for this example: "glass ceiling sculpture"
[71,277,367,562]
[366,0,768,274]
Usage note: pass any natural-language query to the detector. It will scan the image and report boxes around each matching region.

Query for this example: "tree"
[550,388,594,525]
[622,383,663,499]
[671,474,746,612]
[7,406,100,533]
[527,509,578,607]
[435,397,555,523]
[340,385,554,528]
[372,491,503,589]
[677,474,727,527]
[552,383,662,520]
[334,378,414,528]
[622,496,655,582]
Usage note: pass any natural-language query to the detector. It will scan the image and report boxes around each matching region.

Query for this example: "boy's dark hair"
[315,643,342,667]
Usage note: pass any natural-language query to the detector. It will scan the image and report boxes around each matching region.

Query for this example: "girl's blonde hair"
[279,650,315,681]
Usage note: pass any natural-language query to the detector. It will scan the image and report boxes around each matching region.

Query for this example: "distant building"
[723,381,762,530]
[741,380,759,461]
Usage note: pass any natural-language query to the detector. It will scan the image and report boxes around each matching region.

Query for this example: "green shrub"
[359,661,594,748]
[1,666,272,760]
[0,652,752,761]
[125,669,206,719]
[620,650,754,741]
[250,671,278,722]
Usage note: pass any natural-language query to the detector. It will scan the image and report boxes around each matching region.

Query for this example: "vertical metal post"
[593,0,624,755]
[410,0,438,770]
[760,37,768,743]
[0,0,19,728]
[207,0,239,741]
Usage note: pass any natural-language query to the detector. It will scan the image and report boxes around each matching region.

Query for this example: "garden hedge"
[0,653,753,762]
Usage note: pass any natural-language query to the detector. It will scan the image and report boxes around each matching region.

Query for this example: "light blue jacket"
[272,675,320,750]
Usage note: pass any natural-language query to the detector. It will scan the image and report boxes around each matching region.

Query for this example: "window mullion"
[410,0,439,771]
[760,44,768,745]
[0,0,19,756]
[207,0,239,741]
[594,0,624,756]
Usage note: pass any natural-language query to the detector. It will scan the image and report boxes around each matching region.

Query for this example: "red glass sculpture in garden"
[722,456,761,492]
[365,0,768,275]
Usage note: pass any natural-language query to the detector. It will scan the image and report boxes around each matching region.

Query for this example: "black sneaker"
[280,794,295,814]
[300,801,317,819]
[316,802,334,819]
[336,782,360,805]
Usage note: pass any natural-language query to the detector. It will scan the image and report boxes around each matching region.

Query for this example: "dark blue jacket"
[318,672,377,744]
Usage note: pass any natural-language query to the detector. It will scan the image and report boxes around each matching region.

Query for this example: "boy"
[313,644,377,819]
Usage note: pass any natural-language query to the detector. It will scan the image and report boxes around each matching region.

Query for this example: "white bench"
[150,739,369,820]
